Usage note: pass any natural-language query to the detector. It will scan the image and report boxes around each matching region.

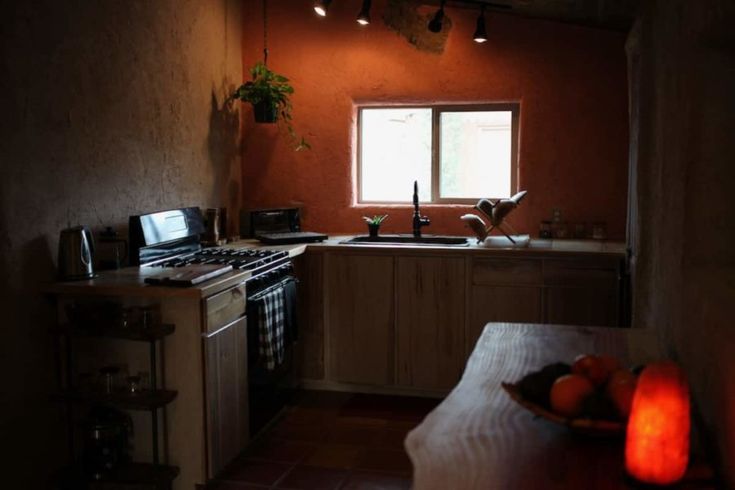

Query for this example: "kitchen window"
[357,104,519,204]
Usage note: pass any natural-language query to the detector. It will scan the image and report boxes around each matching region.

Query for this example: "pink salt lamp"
[625,361,690,485]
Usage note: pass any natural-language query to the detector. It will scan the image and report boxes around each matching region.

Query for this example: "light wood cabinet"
[467,257,621,347]
[543,259,619,327]
[325,253,395,385]
[203,315,249,479]
[472,257,542,286]
[396,256,465,391]
[294,252,325,380]
[467,258,544,353]
[468,286,542,353]
[313,247,623,395]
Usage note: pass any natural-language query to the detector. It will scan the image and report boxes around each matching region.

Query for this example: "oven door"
[245,275,298,436]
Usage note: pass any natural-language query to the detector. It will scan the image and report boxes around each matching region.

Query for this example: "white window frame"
[357,103,520,204]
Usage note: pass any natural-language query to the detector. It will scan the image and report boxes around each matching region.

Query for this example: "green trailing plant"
[362,215,388,226]
[230,62,310,151]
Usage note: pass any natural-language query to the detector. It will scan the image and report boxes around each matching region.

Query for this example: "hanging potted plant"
[230,61,310,151]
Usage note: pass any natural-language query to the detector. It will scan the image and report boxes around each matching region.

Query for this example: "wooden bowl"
[501,382,625,437]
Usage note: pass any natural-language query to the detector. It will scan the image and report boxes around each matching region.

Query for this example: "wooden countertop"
[46,241,306,298]
[307,235,625,258]
[45,233,623,298]
[405,322,663,490]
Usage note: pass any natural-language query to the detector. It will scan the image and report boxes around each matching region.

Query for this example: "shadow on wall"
[0,233,65,488]
[207,86,242,234]
[237,99,279,199]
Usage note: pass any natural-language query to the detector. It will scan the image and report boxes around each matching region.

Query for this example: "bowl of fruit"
[501,354,639,436]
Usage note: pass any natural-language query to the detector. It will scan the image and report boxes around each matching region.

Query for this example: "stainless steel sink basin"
[341,235,469,246]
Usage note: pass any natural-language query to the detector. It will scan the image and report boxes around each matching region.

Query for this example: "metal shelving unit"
[52,321,179,489]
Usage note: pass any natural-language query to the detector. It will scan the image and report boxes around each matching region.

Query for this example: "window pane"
[439,111,513,199]
[360,108,432,202]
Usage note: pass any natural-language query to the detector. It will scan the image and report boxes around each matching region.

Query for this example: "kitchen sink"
[341,235,469,246]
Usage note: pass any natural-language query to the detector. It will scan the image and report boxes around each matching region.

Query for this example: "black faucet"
[412,180,430,237]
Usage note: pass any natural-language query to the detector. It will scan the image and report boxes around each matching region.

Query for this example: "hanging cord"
[263,0,269,65]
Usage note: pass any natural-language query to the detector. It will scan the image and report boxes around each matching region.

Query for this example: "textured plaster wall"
[240,0,629,238]
[630,0,735,484]
[0,1,242,487]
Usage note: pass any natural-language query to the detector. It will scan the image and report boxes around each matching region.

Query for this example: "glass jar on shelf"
[592,222,607,240]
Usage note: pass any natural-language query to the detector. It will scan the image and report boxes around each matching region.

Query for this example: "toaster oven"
[240,207,301,238]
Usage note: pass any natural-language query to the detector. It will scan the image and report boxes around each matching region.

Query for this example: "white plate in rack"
[477,234,531,248]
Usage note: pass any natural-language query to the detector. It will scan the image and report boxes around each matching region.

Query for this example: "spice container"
[539,221,552,239]
[573,222,587,239]
[553,221,569,239]
[592,222,607,240]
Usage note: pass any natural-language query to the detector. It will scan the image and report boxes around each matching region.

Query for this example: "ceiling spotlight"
[473,6,488,43]
[356,0,371,25]
[314,0,332,17]
[428,0,446,33]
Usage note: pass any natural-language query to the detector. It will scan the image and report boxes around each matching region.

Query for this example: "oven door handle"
[247,275,297,302]
[201,314,244,339]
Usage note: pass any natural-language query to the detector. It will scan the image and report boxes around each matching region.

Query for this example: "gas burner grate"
[151,247,289,272]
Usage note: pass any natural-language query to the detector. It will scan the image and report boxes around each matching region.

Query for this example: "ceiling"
[443,0,639,31]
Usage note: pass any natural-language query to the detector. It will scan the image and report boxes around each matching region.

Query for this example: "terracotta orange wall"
[240,0,629,238]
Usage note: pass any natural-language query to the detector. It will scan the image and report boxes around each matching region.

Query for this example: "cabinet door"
[326,253,394,385]
[543,260,619,327]
[396,256,465,391]
[545,286,618,327]
[204,315,248,478]
[468,258,543,355]
[294,251,325,380]
[467,286,542,355]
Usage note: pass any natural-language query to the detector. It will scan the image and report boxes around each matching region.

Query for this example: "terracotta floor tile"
[303,443,364,469]
[220,459,293,486]
[371,428,411,450]
[328,423,383,446]
[385,419,421,432]
[292,390,353,410]
[272,422,332,443]
[355,449,413,476]
[339,394,439,422]
[335,415,390,427]
[230,391,426,488]
[339,471,412,490]
[284,406,340,426]
[206,482,272,490]
[248,438,318,464]
[276,465,348,489]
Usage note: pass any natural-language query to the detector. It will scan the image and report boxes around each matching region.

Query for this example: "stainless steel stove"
[129,207,292,287]
[129,207,299,440]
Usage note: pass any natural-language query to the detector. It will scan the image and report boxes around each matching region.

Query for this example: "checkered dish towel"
[257,287,285,370]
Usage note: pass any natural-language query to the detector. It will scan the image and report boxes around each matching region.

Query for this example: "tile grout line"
[269,461,298,489]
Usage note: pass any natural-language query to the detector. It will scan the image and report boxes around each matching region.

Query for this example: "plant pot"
[368,224,380,238]
[252,100,277,123]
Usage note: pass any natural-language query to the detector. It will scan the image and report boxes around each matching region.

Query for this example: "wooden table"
[405,322,660,489]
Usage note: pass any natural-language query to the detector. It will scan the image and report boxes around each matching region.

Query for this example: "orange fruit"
[606,368,638,418]
[572,354,609,386]
[598,355,622,377]
[608,367,636,386]
[550,374,596,418]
